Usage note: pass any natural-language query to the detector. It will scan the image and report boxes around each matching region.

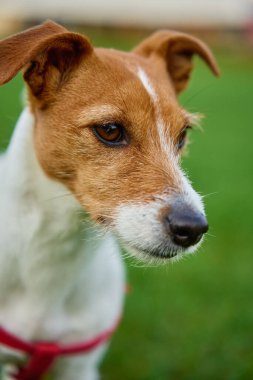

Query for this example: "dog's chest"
[0,200,124,341]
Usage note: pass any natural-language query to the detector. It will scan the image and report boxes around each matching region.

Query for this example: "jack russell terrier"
[0,21,219,380]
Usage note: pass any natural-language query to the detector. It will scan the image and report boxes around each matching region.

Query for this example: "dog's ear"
[133,30,219,94]
[0,20,93,103]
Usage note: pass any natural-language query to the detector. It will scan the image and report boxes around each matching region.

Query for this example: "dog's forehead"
[94,47,175,97]
[77,47,187,135]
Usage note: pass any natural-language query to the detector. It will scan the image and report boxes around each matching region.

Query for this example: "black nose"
[166,208,208,248]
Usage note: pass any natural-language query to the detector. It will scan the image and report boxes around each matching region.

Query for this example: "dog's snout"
[165,207,208,248]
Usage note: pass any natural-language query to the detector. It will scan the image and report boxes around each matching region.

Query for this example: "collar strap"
[0,319,120,380]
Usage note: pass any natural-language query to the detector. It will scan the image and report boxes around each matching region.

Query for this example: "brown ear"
[133,30,220,94]
[0,20,92,103]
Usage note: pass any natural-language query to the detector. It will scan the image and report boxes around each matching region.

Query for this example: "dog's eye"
[92,123,127,146]
[176,127,191,150]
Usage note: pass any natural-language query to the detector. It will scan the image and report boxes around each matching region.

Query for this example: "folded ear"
[133,30,219,94]
[0,20,93,103]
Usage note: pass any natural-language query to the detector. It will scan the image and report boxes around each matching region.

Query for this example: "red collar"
[0,319,120,380]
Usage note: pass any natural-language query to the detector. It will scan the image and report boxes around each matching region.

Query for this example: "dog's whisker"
[41,192,75,203]
[205,232,216,238]
[181,84,214,107]
[201,191,219,199]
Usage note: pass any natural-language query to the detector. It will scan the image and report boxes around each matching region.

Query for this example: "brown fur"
[0,21,219,222]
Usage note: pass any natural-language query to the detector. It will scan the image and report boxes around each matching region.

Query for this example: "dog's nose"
[165,208,208,248]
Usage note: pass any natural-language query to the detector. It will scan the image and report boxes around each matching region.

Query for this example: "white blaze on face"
[137,68,158,103]
[137,67,172,159]
[136,67,204,207]
[180,173,205,214]
[112,68,206,261]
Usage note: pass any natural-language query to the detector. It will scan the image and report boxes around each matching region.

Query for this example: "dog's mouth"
[121,241,186,262]
[109,191,207,263]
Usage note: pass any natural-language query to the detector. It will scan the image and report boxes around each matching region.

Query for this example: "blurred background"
[0,1,253,379]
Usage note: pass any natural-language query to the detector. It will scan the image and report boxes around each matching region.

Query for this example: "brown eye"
[92,123,127,146]
[176,127,191,150]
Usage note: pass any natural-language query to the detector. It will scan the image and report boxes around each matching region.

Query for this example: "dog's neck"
[0,107,112,303]
[4,107,80,215]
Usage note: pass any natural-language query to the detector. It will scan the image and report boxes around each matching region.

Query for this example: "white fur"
[0,108,125,380]
[137,68,158,103]
[137,67,174,159]
[114,177,204,263]
[157,117,173,159]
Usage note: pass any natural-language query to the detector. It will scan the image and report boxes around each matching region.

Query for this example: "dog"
[0,21,219,380]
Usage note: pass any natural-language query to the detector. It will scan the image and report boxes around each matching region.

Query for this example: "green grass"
[0,31,253,380]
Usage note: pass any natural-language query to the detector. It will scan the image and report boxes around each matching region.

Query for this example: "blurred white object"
[1,0,253,28]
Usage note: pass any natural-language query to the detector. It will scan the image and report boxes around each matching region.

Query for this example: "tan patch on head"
[0,22,218,224]
[33,48,197,222]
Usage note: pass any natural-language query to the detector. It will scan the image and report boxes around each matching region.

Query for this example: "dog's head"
[0,21,219,261]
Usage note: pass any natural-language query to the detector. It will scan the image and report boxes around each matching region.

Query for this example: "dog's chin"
[121,243,184,264]
[120,239,202,264]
